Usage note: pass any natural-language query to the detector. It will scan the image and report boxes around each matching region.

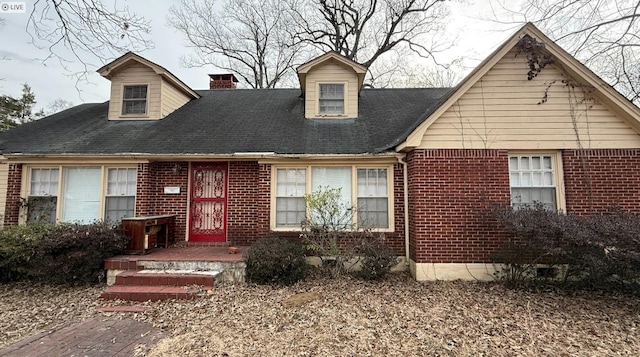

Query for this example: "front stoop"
[102,246,247,301]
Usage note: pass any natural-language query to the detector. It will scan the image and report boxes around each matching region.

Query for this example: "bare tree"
[365,50,463,88]
[288,0,452,68]
[495,0,640,103]
[168,0,302,88]
[45,98,74,115]
[27,0,153,81]
[169,0,457,88]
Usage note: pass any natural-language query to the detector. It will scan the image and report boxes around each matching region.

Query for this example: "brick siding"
[406,149,511,264]
[135,162,189,241]
[6,149,639,259]
[563,149,640,214]
[4,163,22,225]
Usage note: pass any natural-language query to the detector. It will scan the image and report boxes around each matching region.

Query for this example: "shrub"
[491,204,640,292]
[0,223,57,282]
[33,222,130,285]
[355,240,399,280]
[0,222,129,285]
[301,187,392,278]
[245,237,308,285]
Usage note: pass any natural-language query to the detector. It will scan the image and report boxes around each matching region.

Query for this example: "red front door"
[189,162,228,242]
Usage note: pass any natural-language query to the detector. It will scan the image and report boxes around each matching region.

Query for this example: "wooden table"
[121,215,176,254]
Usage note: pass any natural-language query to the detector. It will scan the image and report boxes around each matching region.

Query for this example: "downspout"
[398,155,410,266]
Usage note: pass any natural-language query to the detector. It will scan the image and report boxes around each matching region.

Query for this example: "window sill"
[315,113,346,117]
[271,226,394,233]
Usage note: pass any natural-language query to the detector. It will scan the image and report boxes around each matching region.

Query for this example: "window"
[275,168,306,227]
[25,166,137,224]
[122,85,148,115]
[27,168,59,222]
[357,168,389,228]
[273,166,391,230]
[106,168,137,222]
[509,155,556,210]
[319,84,344,114]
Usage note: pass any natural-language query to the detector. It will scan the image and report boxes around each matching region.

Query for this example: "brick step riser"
[100,291,200,302]
[115,274,215,287]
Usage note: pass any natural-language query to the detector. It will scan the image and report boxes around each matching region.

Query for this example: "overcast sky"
[0,0,522,111]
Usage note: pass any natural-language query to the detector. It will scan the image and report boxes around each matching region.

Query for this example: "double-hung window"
[509,155,557,210]
[122,85,148,115]
[27,168,59,222]
[275,168,307,227]
[319,84,344,115]
[105,168,137,222]
[26,166,137,223]
[357,168,389,228]
[273,165,392,230]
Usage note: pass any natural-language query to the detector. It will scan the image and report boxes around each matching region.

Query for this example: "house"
[1,23,640,281]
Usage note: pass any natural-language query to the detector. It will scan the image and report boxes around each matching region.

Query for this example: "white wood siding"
[305,62,359,118]
[161,78,191,117]
[420,49,640,149]
[108,63,162,120]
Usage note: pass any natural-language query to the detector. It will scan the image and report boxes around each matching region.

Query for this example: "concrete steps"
[101,246,247,302]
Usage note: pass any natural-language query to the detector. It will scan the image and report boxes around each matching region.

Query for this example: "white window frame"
[22,165,138,224]
[508,152,565,211]
[26,168,59,223]
[121,84,148,116]
[317,83,346,116]
[105,167,137,222]
[270,164,394,231]
[274,168,307,228]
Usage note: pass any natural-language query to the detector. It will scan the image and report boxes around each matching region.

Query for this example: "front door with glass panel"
[189,163,228,242]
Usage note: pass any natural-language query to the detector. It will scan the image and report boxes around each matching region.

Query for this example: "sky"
[0,0,523,111]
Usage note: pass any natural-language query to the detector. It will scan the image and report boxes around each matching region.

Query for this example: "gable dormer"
[97,52,200,120]
[297,52,368,119]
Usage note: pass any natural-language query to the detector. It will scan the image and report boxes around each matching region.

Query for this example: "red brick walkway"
[0,317,167,356]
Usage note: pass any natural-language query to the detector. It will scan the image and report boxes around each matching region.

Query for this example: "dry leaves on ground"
[1,273,640,356]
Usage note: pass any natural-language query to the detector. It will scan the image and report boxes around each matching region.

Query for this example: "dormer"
[97,52,200,120]
[297,52,368,119]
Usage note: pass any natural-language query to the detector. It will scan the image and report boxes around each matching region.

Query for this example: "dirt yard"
[1,273,639,356]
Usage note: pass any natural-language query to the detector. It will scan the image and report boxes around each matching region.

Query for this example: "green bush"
[245,237,308,285]
[0,222,129,285]
[0,223,57,282]
[355,241,399,280]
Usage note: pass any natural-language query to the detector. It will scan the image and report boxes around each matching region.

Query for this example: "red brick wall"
[226,161,270,245]
[4,163,22,225]
[136,162,189,241]
[406,149,510,264]
[563,149,640,214]
[387,163,405,255]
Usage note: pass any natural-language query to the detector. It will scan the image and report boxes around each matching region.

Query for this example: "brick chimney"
[209,74,238,89]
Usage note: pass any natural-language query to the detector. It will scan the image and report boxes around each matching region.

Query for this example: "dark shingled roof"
[0,88,451,156]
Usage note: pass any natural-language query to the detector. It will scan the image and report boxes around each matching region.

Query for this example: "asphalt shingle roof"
[0,88,451,156]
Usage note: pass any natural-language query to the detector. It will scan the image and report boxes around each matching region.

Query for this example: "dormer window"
[122,85,148,115]
[319,83,344,115]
